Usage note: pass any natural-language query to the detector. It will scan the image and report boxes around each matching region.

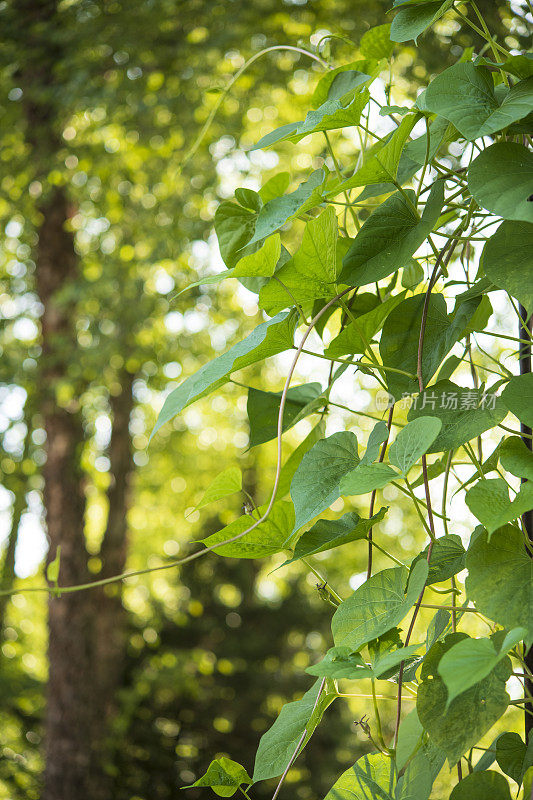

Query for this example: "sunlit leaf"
[390,0,454,44]
[183,757,252,797]
[201,500,294,558]
[196,467,242,510]
[465,478,533,536]
[449,771,511,800]
[322,753,395,800]
[325,291,407,358]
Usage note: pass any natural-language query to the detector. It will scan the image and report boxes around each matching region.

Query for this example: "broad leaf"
[395,747,435,800]
[360,24,394,59]
[466,524,533,637]
[449,771,512,800]
[468,142,533,223]
[183,758,252,797]
[253,680,335,782]
[247,382,322,448]
[389,416,442,474]
[502,373,533,429]
[396,708,423,771]
[327,114,419,195]
[438,629,525,706]
[215,193,261,268]
[379,294,479,400]
[151,311,296,437]
[248,169,326,245]
[232,233,281,278]
[340,462,399,496]
[323,753,395,800]
[408,381,507,452]
[196,467,242,510]
[331,560,428,651]
[290,431,360,533]
[417,633,510,765]
[360,420,390,466]
[277,421,326,498]
[500,437,533,481]
[201,500,294,558]
[259,206,339,314]
[424,63,533,139]
[252,88,370,150]
[483,221,533,319]
[325,291,407,358]
[390,0,454,44]
[283,507,387,565]
[496,731,533,785]
[259,172,290,203]
[306,642,422,681]
[465,478,533,536]
[410,535,466,585]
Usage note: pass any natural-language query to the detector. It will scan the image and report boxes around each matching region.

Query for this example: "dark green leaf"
[331,561,428,651]
[324,291,407,359]
[449,771,511,800]
[360,420,390,466]
[417,633,510,765]
[283,507,387,565]
[247,382,322,448]
[290,431,360,534]
[468,142,533,223]
[360,24,394,59]
[424,63,533,140]
[248,170,326,245]
[340,462,399,496]
[500,437,533,480]
[483,221,533,319]
[502,373,533,428]
[390,0,454,44]
[466,524,533,637]
[306,642,422,681]
[151,311,296,437]
[496,732,533,785]
[407,381,507,452]
[277,422,326,498]
[411,535,466,585]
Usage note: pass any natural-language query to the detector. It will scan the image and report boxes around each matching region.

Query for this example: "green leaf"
[407,381,507,452]
[360,24,394,59]
[151,311,296,437]
[424,63,533,140]
[465,478,533,536]
[323,753,395,800]
[196,467,242,510]
[475,54,533,80]
[306,642,422,681]
[379,293,478,400]
[183,757,252,797]
[247,382,322,448]
[390,0,454,44]
[483,221,533,319]
[396,708,423,771]
[468,142,533,223]
[496,731,533,785]
[201,500,294,558]
[277,421,325,498]
[325,291,407,358]
[417,633,510,765]
[402,259,424,290]
[215,194,261,269]
[259,172,291,203]
[47,546,61,585]
[395,747,435,800]
[438,629,525,706]
[360,420,390,466]
[502,373,533,428]
[500,437,533,480]
[283,507,387,565]
[389,416,442,474]
[252,89,370,150]
[290,431,360,534]
[410,535,466,585]
[449,771,512,800]
[312,60,378,107]
[327,114,419,195]
[340,462,399,496]
[232,233,281,278]
[248,169,326,245]
[331,560,428,651]
[252,680,335,782]
[259,206,339,314]
[466,524,533,637]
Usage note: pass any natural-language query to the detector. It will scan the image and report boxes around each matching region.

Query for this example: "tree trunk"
[89,373,135,799]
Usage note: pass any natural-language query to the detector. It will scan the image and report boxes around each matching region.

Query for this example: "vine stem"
[393,234,459,750]
[367,405,394,579]
[0,288,353,600]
